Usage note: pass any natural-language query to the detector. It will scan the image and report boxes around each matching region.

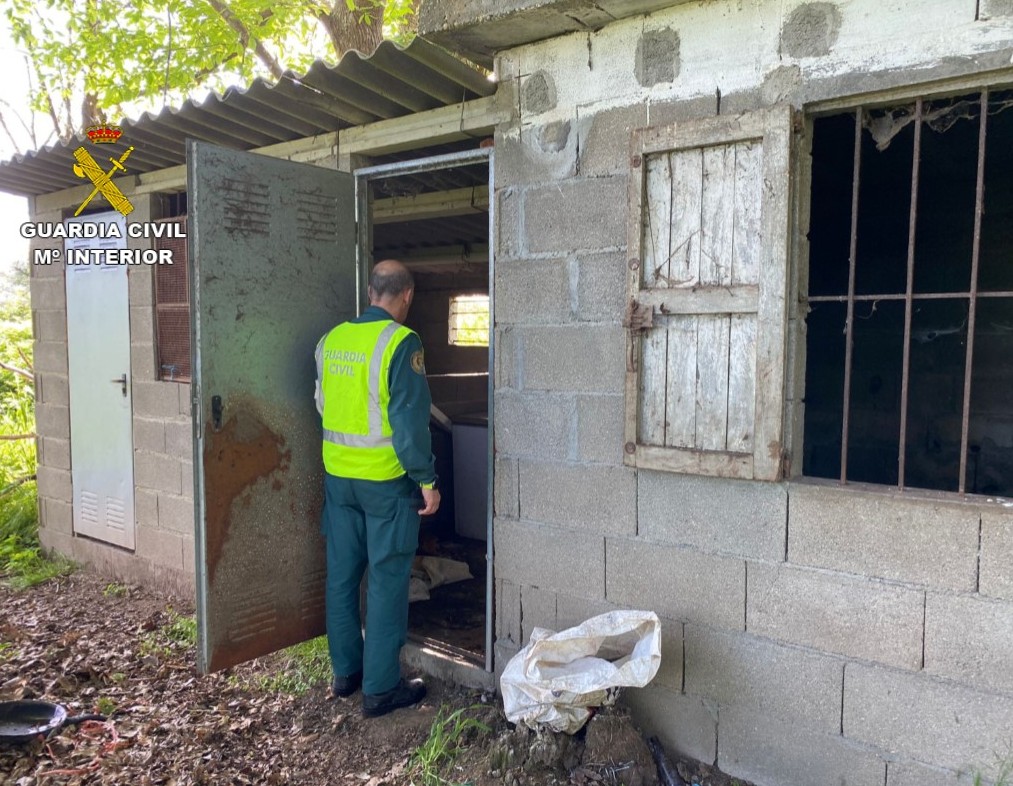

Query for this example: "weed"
[972,749,1013,786]
[139,609,197,659]
[254,636,331,696]
[409,705,490,786]
[0,642,14,662]
[95,697,117,716]
[103,582,129,598]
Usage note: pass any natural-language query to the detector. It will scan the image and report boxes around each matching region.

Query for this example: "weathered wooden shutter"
[624,105,794,481]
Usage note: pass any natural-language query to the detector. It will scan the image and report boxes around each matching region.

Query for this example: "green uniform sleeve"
[387,332,436,485]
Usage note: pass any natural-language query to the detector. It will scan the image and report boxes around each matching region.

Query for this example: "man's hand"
[419,488,441,516]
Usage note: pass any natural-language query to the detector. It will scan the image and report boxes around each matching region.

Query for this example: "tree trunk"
[316,2,386,59]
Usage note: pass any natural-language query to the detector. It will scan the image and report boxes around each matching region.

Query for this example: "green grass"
[973,750,1013,786]
[408,705,490,786]
[103,582,129,598]
[253,635,331,696]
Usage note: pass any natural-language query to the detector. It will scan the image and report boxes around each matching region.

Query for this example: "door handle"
[110,373,127,397]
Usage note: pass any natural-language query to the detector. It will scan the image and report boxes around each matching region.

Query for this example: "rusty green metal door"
[187,140,358,673]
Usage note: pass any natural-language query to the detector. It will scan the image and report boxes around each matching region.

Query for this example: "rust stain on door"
[203,407,291,583]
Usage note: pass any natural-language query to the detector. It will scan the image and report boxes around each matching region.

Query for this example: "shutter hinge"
[623,299,654,332]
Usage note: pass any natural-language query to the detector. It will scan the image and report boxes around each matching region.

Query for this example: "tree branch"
[0,361,34,383]
[1,474,37,497]
[205,0,285,79]
[0,110,22,156]
[0,434,35,441]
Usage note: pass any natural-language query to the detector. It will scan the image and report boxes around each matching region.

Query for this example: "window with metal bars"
[803,89,1013,496]
[153,216,191,382]
[448,294,489,346]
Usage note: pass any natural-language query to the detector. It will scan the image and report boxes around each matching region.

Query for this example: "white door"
[65,211,135,549]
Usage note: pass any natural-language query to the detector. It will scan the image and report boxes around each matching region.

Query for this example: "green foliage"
[103,582,130,598]
[3,0,417,139]
[95,696,118,716]
[0,273,70,591]
[139,608,197,659]
[253,635,331,695]
[409,705,490,786]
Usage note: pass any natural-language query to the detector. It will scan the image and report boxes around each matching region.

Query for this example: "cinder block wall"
[32,195,196,597]
[490,2,1013,785]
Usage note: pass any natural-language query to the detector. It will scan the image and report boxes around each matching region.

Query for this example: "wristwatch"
[420,475,439,491]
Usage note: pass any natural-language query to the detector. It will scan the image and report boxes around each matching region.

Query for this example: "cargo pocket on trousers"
[393,496,422,555]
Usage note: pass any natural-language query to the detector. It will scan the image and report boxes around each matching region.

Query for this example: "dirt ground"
[0,571,754,786]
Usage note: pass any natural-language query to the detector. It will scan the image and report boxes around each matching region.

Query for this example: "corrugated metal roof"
[0,38,494,198]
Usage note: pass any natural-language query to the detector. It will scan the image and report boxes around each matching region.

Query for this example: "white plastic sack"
[500,609,662,734]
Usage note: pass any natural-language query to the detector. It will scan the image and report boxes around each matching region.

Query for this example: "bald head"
[368,259,415,323]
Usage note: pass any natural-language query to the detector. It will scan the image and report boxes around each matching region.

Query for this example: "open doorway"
[356,145,493,668]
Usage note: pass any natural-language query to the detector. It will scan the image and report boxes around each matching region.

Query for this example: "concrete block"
[654,616,683,692]
[980,509,1013,600]
[747,562,924,669]
[133,418,165,452]
[131,342,156,382]
[497,579,521,644]
[180,460,194,499]
[575,250,625,323]
[34,309,66,343]
[524,176,626,255]
[39,529,75,561]
[495,391,571,460]
[30,276,66,311]
[887,759,974,786]
[43,497,73,536]
[36,466,72,502]
[495,326,520,389]
[134,488,158,527]
[522,324,625,393]
[129,305,153,341]
[158,492,195,536]
[622,686,716,765]
[521,584,557,639]
[684,624,843,732]
[554,592,616,630]
[494,458,519,519]
[41,437,70,470]
[136,525,184,571]
[495,518,604,597]
[981,0,1013,17]
[647,94,724,131]
[494,639,521,689]
[164,419,193,459]
[788,484,979,592]
[38,374,69,406]
[519,461,635,536]
[33,341,68,374]
[924,592,1013,695]
[496,187,523,261]
[575,394,623,464]
[497,119,579,185]
[135,451,182,494]
[35,402,69,438]
[844,663,1013,776]
[133,381,183,418]
[182,534,195,580]
[606,538,745,630]
[128,265,153,306]
[495,257,572,324]
[178,383,192,416]
[577,103,647,177]
[640,471,786,560]
[719,706,886,786]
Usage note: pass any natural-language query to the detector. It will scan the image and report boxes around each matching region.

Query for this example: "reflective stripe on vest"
[320,319,414,480]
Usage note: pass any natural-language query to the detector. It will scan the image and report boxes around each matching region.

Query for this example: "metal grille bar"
[958,90,990,494]
[839,108,863,484]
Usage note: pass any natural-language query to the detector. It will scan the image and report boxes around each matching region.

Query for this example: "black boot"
[331,670,363,698]
[362,678,427,718]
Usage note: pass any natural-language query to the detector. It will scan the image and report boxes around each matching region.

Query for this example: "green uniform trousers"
[321,472,421,695]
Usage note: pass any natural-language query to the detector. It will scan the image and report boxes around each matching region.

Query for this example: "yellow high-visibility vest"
[317,319,415,480]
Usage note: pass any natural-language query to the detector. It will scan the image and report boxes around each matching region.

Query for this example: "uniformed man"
[314,259,440,718]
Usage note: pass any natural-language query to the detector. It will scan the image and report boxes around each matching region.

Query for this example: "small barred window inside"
[448,294,489,347]
[153,216,191,381]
